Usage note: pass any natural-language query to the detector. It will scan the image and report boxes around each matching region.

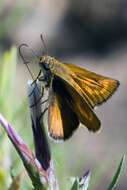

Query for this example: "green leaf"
[71,178,79,190]
[0,47,17,189]
[0,47,17,96]
[0,47,17,118]
[107,155,125,190]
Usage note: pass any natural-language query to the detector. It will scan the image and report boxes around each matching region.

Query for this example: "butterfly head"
[39,55,55,72]
[39,55,56,87]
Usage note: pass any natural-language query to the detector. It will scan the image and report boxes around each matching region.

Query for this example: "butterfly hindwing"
[57,76,101,132]
[48,77,79,140]
[48,76,100,140]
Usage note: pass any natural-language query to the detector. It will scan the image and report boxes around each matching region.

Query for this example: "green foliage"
[0,47,17,189]
[0,47,30,189]
[0,47,17,116]
[69,156,125,190]
[107,155,125,190]
[71,178,79,190]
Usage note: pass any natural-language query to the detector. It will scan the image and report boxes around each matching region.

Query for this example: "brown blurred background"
[0,0,127,189]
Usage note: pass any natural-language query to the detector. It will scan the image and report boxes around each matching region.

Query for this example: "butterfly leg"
[31,70,42,85]
[39,107,48,121]
[39,95,49,121]
[29,85,45,108]
[38,75,45,82]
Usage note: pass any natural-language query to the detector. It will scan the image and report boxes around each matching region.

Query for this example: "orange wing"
[53,61,119,109]
[48,61,119,140]
[48,76,100,140]
[65,63,119,108]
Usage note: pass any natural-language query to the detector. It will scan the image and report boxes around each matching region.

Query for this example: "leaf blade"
[107,155,125,190]
[71,178,79,190]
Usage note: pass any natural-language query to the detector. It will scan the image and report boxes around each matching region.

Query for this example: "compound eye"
[42,62,49,71]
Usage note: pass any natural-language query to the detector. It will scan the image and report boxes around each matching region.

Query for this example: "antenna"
[40,34,48,55]
[19,43,38,80]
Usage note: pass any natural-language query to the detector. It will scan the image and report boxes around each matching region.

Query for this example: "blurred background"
[0,0,127,189]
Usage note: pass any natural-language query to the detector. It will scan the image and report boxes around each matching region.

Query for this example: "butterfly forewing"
[64,63,119,108]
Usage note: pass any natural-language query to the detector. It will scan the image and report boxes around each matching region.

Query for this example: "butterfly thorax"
[39,55,56,71]
[39,55,75,87]
[39,55,57,87]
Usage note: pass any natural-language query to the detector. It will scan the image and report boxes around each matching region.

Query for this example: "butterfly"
[38,55,119,140]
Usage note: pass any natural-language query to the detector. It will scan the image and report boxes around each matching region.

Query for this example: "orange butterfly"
[39,55,119,140]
